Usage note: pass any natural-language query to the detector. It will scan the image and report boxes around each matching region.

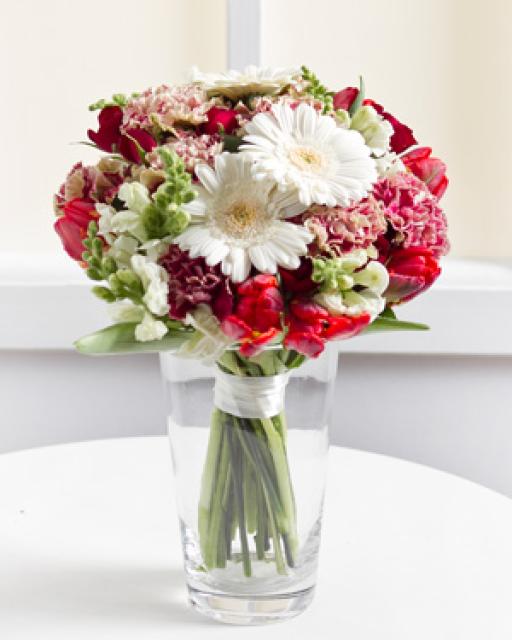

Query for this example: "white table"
[1,437,511,639]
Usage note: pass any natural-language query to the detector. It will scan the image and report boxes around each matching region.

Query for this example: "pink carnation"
[53,160,128,212]
[160,245,233,321]
[373,173,449,257]
[235,95,323,131]
[302,197,387,256]
[122,84,215,132]
[148,131,223,175]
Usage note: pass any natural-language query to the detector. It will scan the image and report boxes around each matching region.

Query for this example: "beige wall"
[0,0,226,254]
[261,0,512,258]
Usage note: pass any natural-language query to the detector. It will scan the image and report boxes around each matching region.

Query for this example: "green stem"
[204,428,230,569]
[254,480,268,561]
[243,459,258,534]
[198,408,223,562]
[260,479,287,575]
[259,417,298,562]
[234,419,286,531]
[226,420,252,577]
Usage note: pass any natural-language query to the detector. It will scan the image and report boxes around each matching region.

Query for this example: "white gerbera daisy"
[175,153,312,283]
[191,65,299,100]
[241,102,377,207]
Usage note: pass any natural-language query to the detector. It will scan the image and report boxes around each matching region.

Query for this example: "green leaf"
[363,317,429,334]
[222,134,243,152]
[71,141,101,150]
[380,307,397,320]
[74,323,191,355]
[349,76,365,116]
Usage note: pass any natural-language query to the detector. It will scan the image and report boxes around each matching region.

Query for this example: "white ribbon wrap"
[214,370,290,419]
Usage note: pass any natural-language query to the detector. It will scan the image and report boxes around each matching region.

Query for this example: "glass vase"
[160,345,337,625]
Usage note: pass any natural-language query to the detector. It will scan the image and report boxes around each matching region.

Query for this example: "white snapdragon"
[110,300,168,343]
[178,304,233,364]
[374,152,406,177]
[313,252,389,320]
[336,105,393,158]
[112,182,151,242]
[107,236,139,266]
[349,105,393,158]
[130,254,169,317]
[96,203,120,246]
[139,238,173,263]
[352,260,389,294]
[118,181,151,212]
[135,312,168,342]
[109,300,144,323]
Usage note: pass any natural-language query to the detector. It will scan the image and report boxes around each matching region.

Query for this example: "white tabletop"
[1,437,511,639]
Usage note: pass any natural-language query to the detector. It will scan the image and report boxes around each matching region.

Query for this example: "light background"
[0,0,510,257]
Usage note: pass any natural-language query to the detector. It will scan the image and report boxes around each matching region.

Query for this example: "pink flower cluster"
[148,131,223,174]
[122,84,214,132]
[373,173,449,258]
[54,160,129,212]
[235,95,324,131]
[303,197,387,256]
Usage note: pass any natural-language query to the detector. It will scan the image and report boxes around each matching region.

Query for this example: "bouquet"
[53,65,449,580]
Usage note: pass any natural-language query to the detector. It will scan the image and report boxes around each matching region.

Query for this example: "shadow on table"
[1,562,217,627]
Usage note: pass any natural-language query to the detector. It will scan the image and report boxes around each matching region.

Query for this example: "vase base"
[188,585,315,625]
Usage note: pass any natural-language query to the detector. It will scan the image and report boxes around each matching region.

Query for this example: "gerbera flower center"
[288,146,325,173]
[211,198,273,242]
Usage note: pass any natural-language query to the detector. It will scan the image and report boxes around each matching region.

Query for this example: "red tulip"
[401,147,448,200]
[200,106,239,136]
[221,274,284,357]
[284,298,370,358]
[385,246,441,304]
[54,198,97,261]
[88,106,156,163]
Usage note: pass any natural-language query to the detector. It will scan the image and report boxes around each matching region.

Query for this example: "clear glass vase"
[160,345,337,625]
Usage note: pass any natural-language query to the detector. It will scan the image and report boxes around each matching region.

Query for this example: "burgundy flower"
[88,106,157,164]
[54,198,97,262]
[160,246,233,321]
[200,106,239,135]
[333,87,359,111]
[118,128,157,163]
[279,258,316,294]
[88,106,123,151]
[402,147,448,200]
[385,247,441,304]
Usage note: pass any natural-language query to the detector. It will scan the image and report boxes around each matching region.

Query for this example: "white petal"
[183,193,208,217]
[271,103,294,135]
[195,163,220,194]
[294,103,316,140]
[248,244,276,274]
[223,247,251,283]
[204,239,229,266]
